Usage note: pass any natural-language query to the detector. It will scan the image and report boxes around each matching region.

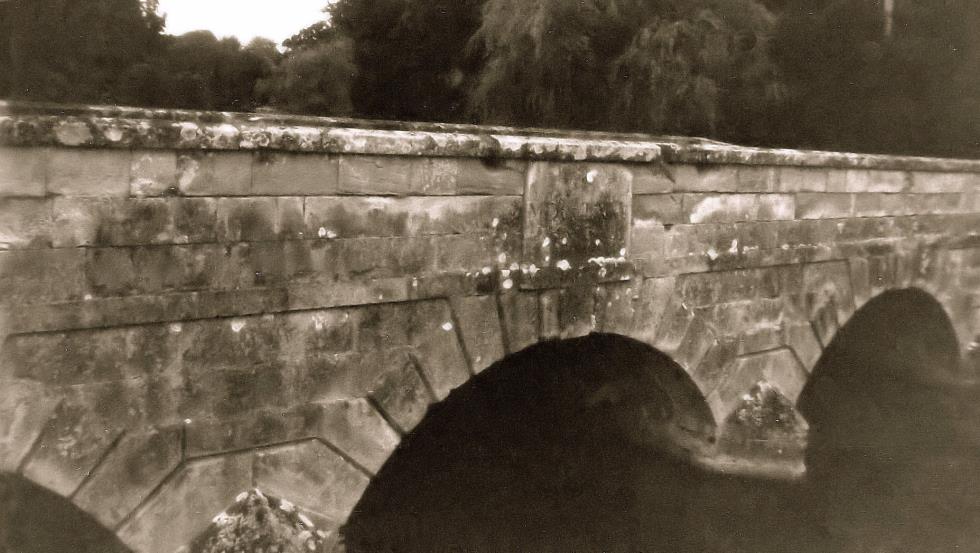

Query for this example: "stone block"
[2,326,139,385]
[0,248,86,304]
[683,194,757,223]
[631,221,666,275]
[0,147,46,197]
[677,267,780,307]
[448,158,526,195]
[628,276,675,344]
[85,247,138,296]
[173,197,218,243]
[498,291,539,353]
[0,198,53,248]
[216,197,278,242]
[20,384,131,496]
[778,167,828,192]
[47,148,130,196]
[784,322,822,373]
[557,286,596,338]
[449,295,506,373]
[670,315,716,375]
[671,164,738,192]
[651,293,696,354]
[338,155,422,195]
[130,150,178,197]
[177,151,252,196]
[305,196,518,239]
[736,165,778,192]
[117,453,253,553]
[0,379,60,472]
[845,169,908,192]
[631,163,674,194]
[795,193,854,219]
[252,152,338,195]
[73,426,183,528]
[408,300,472,399]
[633,194,683,225]
[849,256,871,309]
[538,289,561,339]
[910,171,975,193]
[756,194,795,221]
[52,197,174,247]
[594,281,635,334]
[524,162,631,270]
[692,339,739,397]
[315,398,400,474]
[802,260,855,346]
[853,193,911,217]
[184,407,319,458]
[253,440,370,523]
[368,350,433,434]
[434,234,494,273]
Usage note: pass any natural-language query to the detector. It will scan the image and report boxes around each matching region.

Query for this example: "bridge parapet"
[2,102,980,552]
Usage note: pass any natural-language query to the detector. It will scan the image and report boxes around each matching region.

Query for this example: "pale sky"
[157,0,329,46]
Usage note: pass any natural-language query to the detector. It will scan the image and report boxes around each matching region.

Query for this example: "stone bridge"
[1,102,979,552]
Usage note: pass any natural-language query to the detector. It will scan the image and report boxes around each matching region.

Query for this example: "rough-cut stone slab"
[0,198,53,248]
[73,426,182,528]
[315,398,400,474]
[407,300,471,399]
[0,147,46,197]
[117,453,253,553]
[130,150,177,197]
[0,379,60,472]
[523,161,632,273]
[497,291,539,353]
[177,151,252,196]
[253,152,338,195]
[368,349,434,434]
[253,440,370,523]
[628,277,674,344]
[802,260,855,346]
[47,148,130,197]
[449,295,506,373]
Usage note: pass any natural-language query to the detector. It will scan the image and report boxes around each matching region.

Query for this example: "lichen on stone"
[189,489,332,553]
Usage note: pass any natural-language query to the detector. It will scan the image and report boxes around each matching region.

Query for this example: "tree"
[330,0,484,121]
[257,37,356,116]
[468,0,781,139]
[0,0,164,103]
[772,0,980,156]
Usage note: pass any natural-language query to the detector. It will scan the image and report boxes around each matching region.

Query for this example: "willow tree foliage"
[467,0,781,143]
[257,37,356,117]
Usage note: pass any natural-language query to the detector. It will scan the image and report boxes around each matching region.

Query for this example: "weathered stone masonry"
[2,102,980,552]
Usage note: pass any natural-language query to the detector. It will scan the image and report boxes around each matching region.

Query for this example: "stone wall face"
[2,103,980,552]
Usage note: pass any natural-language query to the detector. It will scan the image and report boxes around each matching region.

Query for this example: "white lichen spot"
[442,321,454,331]
[481,266,492,275]
[781,243,790,250]
[169,323,182,333]
[235,491,249,503]
[184,418,192,425]
[706,247,719,260]
[231,319,246,333]
[412,277,419,289]
[561,237,568,245]
[619,248,627,256]
[501,269,511,278]
[502,278,514,290]
[318,227,328,238]
[83,293,93,301]
[595,239,601,246]
[103,126,124,142]
[590,314,597,328]
[298,513,314,527]
[212,511,229,524]
[728,239,739,255]
[491,217,500,228]
[509,262,519,271]
[254,488,266,500]
[279,499,295,513]
[542,236,551,248]
[556,259,572,271]
[586,169,599,183]
[598,267,608,278]
[497,252,507,263]
[327,230,338,239]
[544,255,550,263]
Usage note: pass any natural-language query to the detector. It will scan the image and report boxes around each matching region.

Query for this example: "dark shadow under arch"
[797,287,980,552]
[342,334,814,553]
[0,472,130,553]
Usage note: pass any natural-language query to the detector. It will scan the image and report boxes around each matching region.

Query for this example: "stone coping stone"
[3,100,980,172]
